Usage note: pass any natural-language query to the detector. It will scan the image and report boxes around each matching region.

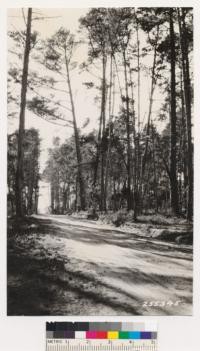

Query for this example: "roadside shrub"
[98,213,113,224]
[98,209,136,226]
[87,208,99,220]
[126,210,135,222]
[111,209,128,227]
[71,211,87,219]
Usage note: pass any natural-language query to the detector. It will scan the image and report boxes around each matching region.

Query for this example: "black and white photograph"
[7,7,193,316]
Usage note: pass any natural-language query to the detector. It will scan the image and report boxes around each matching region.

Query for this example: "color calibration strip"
[46,322,157,351]
[46,322,157,340]
[47,330,157,340]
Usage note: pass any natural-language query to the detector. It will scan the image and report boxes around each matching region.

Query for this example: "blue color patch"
[140,332,152,339]
[129,332,141,339]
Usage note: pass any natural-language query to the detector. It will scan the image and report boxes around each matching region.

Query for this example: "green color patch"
[119,332,129,339]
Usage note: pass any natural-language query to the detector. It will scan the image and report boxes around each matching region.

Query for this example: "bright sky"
[8,9,94,168]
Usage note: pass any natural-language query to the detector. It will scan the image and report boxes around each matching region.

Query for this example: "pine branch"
[28,84,72,113]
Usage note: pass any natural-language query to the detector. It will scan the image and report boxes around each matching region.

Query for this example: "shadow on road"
[7,216,193,316]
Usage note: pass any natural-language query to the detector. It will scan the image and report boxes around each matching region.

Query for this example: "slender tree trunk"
[139,25,159,213]
[100,50,107,211]
[55,180,60,214]
[15,8,32,217]
[93,106,103,188]
[169,9,179,216]
[34,187,38,214]
[136,16,141,134]
[64,52,86,210]
[104,55,113,212]
[141,25,159,181]
[123,50,132,210]
[62,188,67,214]
[75,177,78,211]
[27,181,34,214]
[93,52,107,212]
[51,183,55,213]
[178,8,193,220]
[136,16,141,217]
[129,67,137,220]
[151,124,158,212]
[134,16,142,215]
[180,67,188,208]
[11,198,14,215]
[27,151,34,214]
[178,68,187,212]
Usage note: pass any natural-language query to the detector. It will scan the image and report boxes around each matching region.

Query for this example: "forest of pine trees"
[8,128,40,215]
[8,8,193,221]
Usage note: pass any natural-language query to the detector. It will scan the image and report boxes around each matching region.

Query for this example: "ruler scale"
[46,341,157,351]
[46,322,157,351]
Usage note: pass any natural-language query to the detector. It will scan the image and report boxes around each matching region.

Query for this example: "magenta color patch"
[86,331,97,339]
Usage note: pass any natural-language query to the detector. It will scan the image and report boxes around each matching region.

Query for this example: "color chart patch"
[46,322,157,351]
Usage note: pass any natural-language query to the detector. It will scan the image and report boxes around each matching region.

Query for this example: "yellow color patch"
[107,331,119,339]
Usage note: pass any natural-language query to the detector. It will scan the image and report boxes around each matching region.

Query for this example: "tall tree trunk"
[92,50,107,211]
[62,187,67,214]
[129,66,137,220]
[151,124,158,212]
[123,50,132,210]
[55,177,60,213]
[15,8,32,217]
[139,25,159,213]
[27,180,34,214]
[169,9,179,216]
[93,112,102,188]
[75,176,78,211]
[179,67,187,212]
[134,14,142,216]
[178,8,193,220]
[34,186,39,214]
[104,54,113,212]
[51,183,55,213]
[100,50,107,211]
[27,151,34,214]
[136,15,141,217]
[136,15,141,134]
[64,52,86,210]
[141,25,159,181]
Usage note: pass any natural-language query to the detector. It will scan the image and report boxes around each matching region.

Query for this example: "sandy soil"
[7,215,193,316]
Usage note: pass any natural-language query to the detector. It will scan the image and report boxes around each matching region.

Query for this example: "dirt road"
[7,214,193,316]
